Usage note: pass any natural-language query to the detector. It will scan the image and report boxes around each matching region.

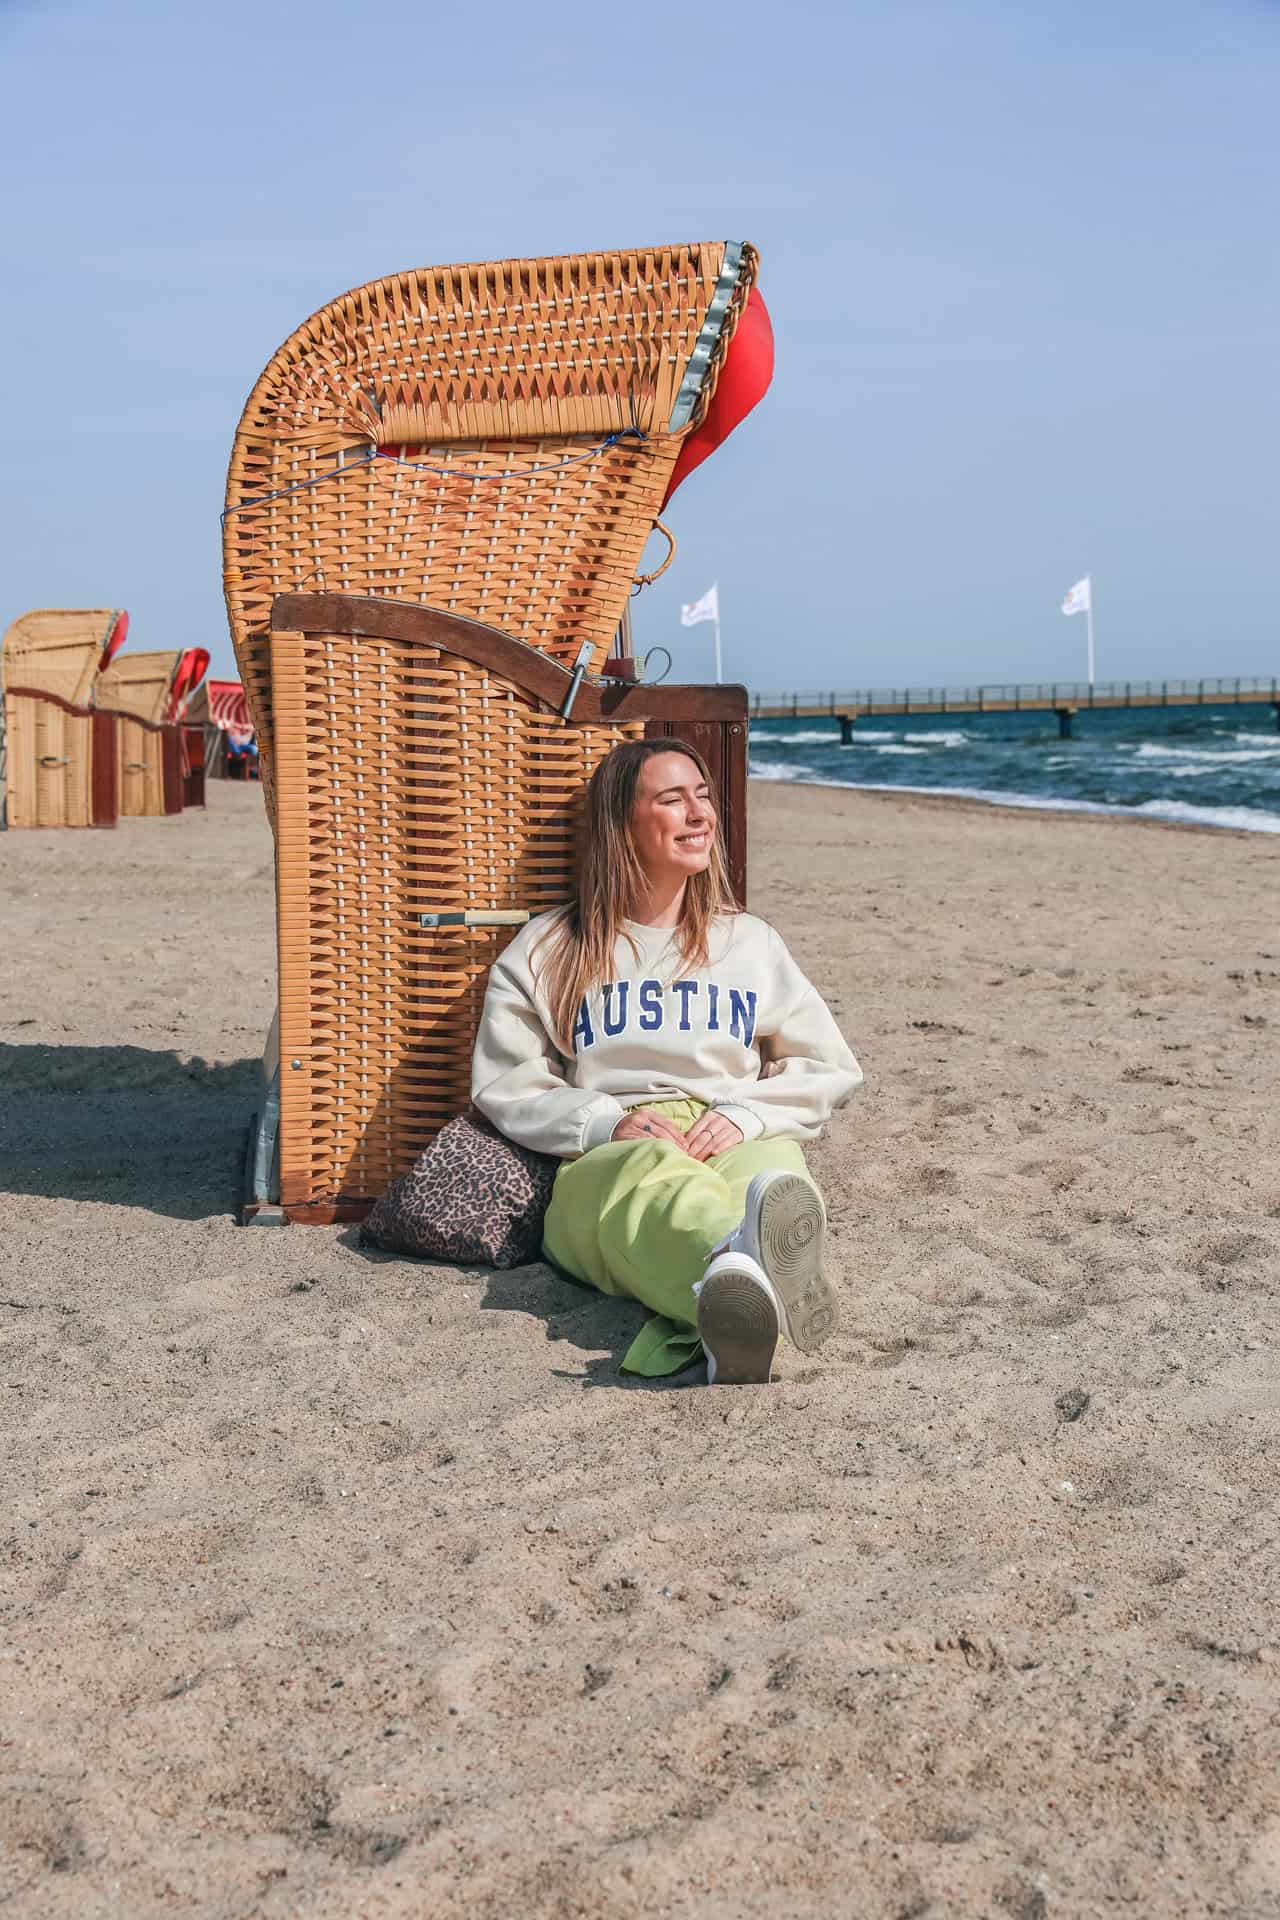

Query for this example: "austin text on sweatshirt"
[470,910,862,1158]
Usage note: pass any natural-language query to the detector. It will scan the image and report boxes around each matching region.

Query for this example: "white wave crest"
[747,759,816,782]
[903,730,970,747]
[868,744,927,755]
[751,726,898,743]
[1133,798,1280,832]
[747,771,1280,833]
[750,728,847,744]
[1134,742,1280,763]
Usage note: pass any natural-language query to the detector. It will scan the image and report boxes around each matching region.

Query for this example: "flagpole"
[714,600,723,685]
[1087,576,1096,687]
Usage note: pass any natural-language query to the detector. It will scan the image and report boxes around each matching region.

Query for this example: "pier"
[750,676,1280,741]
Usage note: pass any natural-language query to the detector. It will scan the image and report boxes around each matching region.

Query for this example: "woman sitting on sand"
[470,738,862,1383]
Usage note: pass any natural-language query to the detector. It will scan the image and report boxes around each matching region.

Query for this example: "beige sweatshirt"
[471,910,862,1159]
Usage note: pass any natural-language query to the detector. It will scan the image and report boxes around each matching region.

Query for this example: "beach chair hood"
[223,241,763,783]
[166,648,211,722]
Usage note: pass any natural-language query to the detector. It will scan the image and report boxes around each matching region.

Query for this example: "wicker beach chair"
[167,648,211,809]
[224,242,770,1222]
[186,677,257,779]
[95,648,193,817]
[1,608,128,828]
[262,592,746,1220]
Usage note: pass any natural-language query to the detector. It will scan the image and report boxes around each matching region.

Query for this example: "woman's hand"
[612,1108,693,1151]
[684,1109,745,1162]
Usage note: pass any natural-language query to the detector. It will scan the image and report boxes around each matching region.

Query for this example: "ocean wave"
[747,770,1280,833]
[1132,798,1280,833]
[747,759,817,782]
[1165,762,1280,782]
[749,728,848,744]
[903,730,970,747]
[866,744,927,755]
[1134,742,1280,762]
[751,726,898,743]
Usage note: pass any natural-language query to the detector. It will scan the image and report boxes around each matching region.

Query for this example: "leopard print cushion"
[360,1110,558,1269]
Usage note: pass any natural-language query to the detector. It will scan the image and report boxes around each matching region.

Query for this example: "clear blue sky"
[3,0,1276,689]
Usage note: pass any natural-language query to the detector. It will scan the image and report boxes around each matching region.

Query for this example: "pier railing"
[750,676,1279,716]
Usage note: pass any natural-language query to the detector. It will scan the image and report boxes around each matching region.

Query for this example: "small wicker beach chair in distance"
[223,242,771,1222]
[166,648,211,809]
[95,648,191,817]
[186,677,257,779]
[2,608,128,828]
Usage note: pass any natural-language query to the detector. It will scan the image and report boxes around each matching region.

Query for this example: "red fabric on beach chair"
[662,288,775,506]
[166,648,210,722]
[98,611,130,675]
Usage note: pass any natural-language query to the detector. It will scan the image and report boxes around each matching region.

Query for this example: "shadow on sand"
[347,1230,705,1391]
[0,1042,258,1221]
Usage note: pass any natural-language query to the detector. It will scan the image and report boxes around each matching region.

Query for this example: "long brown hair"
[535,737,738,1050]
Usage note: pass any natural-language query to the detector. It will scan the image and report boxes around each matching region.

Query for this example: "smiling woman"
[470,738,863,1384]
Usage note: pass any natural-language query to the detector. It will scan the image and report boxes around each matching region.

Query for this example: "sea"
[747,703,1280,834]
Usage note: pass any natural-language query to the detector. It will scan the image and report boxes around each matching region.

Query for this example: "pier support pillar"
[1055,706,1077,740]
[838,713,856,745]
[1273,701,1280,734]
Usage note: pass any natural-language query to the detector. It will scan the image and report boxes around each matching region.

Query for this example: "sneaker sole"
[696,1266,779,1385]
[753,1173,837,1352]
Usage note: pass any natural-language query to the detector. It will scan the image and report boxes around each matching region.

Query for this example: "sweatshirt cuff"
[712,1101,766,1142]
[579,1097,629,1155]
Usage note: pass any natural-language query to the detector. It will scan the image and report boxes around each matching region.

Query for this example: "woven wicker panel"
[113,718,167,817]
[2,609,121,709]
[94,652,181,817]
[225,242,758,784]
[3,693,95,828]
[96,650,181,725]
[270,622,643,1211]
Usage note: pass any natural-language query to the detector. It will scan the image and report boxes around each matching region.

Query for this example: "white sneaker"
[694,1253,780,1385]
[713,1170,837,1353]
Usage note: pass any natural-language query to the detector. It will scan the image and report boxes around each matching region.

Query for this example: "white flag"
[680,583,719,627]
[1061,576,1091,617]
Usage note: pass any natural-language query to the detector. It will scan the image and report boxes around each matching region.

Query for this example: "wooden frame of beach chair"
[257,592,747,1223]
[1,608,128,829]
[95,649,188,818]
[224,242,763,1222]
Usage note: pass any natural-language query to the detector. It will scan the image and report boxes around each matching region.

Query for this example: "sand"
[2,779,1278,1918]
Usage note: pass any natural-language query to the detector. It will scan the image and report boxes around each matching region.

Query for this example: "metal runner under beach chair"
[1,608,128,829]
[224,242,768,1222]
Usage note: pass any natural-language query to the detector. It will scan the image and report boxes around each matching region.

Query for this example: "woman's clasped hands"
[611,1107,745,1161]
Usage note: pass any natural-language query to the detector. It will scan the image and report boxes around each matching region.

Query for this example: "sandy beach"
[2,778,1278,1918]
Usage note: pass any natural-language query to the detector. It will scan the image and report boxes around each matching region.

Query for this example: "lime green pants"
[542,1098,811,1376]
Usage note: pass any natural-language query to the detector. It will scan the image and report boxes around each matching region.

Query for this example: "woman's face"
[630,752,716,882]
